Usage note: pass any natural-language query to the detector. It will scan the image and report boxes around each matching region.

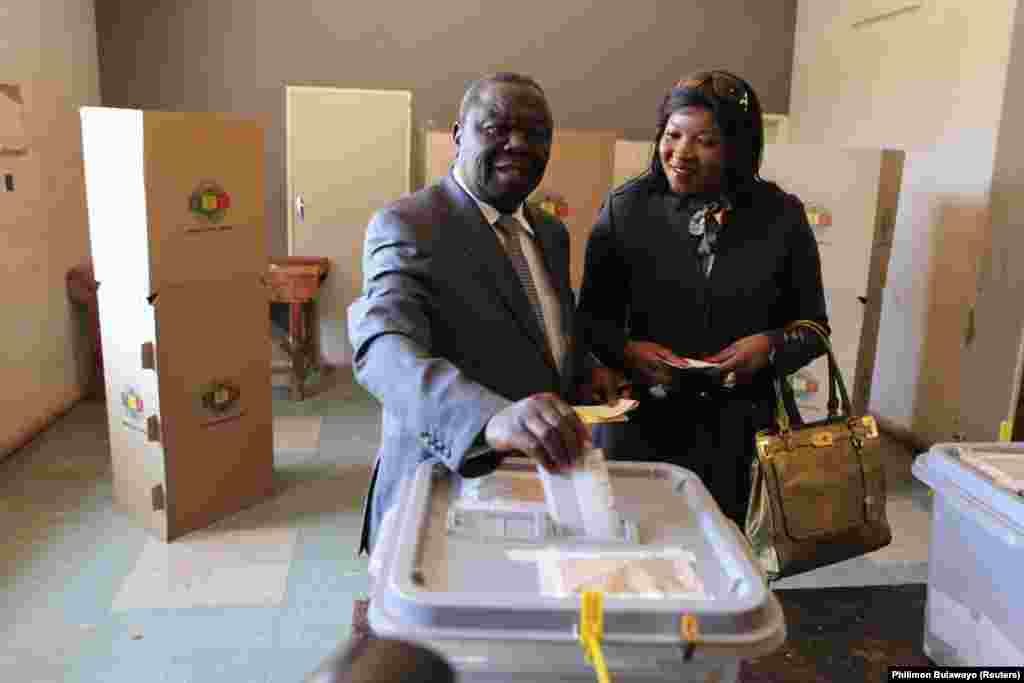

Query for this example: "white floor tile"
[112,525,296,610]
[273,416,322,453]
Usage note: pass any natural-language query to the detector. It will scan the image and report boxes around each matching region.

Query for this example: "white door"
[286,86,412,367]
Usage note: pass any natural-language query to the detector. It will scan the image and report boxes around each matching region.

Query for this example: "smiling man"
[347,73,617,558]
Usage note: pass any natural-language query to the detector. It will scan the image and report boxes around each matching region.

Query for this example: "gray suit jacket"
[348,174,584,554]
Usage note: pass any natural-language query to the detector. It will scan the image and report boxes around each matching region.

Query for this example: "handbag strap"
[773,319,852,434]
[795,320,843,418]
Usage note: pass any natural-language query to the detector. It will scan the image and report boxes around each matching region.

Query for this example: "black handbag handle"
[773,320,852,434]
[795,319,850,418]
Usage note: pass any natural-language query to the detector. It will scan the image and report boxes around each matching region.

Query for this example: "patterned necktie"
[494,214,552,356]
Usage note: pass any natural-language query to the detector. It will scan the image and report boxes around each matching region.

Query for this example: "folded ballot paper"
[572,398,639,425]
[659,354,720,370]
[537,447,625,540]
[654,353,723,394]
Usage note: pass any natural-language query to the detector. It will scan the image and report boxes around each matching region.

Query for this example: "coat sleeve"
[347,207,511,475]
[576,195,631,371]
[769,194,831,376]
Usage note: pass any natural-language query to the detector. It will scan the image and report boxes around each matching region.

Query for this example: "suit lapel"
[442,175,556,372]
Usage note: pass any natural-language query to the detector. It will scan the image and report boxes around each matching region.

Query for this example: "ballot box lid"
[372,458,784,652]
[914,442,1024,524]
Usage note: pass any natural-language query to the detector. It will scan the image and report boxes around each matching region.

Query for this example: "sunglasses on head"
[675,72,750,112]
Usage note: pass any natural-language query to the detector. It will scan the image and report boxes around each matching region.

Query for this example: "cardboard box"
[81,107,273,541]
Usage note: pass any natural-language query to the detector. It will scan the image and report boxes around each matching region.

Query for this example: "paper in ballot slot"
[538,447,624,540]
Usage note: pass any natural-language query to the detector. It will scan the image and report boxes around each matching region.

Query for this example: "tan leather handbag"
[745,320,891,581]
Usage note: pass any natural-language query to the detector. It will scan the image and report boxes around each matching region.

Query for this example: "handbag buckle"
[810,432,834,448]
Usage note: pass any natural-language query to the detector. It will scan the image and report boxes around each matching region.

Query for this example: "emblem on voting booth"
[789,368,821,402]
[189,181,231,223]
[804,203,832,244]
[199,380,241,422]
[534,192,570,219]
[121,387,144,422]
[120,386,148,434]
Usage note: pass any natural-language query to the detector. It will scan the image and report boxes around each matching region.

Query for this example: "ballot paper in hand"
[538,447,624,540]
[657,353,723,392]
[658,353,720,370]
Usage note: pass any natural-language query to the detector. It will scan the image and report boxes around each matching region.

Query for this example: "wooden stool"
[267,257,330,400]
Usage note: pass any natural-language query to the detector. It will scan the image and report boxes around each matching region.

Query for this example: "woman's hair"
[648,70,765,202]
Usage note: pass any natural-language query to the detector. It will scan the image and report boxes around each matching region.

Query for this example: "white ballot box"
[370,459,785,682]
[913,443,1024,666]
[80,107,273,541]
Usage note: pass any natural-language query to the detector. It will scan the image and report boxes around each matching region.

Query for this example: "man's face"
[453,81,553,213]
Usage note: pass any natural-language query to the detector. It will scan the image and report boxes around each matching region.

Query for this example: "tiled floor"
[0,368,933,682]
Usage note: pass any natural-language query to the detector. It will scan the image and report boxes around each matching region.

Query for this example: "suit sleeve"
[347,208,512,475]
[576,196,631,370]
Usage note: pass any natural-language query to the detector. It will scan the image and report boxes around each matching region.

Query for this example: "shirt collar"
[453,166,533,236]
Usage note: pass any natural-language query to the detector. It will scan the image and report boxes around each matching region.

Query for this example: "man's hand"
[484,393,590,472]
[582,366,630,405]
[623,340,675,387]
[706,333,774,386]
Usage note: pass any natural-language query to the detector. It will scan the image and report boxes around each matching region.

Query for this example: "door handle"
[295,194,305,222]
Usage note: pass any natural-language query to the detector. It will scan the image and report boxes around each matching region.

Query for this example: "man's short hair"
[458,73,547,123]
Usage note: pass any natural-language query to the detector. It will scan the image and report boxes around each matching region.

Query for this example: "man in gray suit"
[348,73,617,556]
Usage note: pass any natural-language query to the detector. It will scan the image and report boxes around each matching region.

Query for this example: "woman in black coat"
[578,71,829,525]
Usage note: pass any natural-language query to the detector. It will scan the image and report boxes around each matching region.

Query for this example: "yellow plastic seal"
[579,591,611,683]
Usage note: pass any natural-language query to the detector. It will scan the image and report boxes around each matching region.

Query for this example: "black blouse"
[578,174,829,392]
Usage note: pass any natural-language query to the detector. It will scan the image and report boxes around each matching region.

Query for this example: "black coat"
[577,174,828,523]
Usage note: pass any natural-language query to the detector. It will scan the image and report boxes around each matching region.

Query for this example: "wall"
[94,0,798,258]
[0,1,103,459]
[788,0,1017,444]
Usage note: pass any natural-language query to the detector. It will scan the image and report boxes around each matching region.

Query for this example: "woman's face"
[659,106,726,195]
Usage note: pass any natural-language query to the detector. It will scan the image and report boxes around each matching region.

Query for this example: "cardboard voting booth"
[80,107,274,541]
